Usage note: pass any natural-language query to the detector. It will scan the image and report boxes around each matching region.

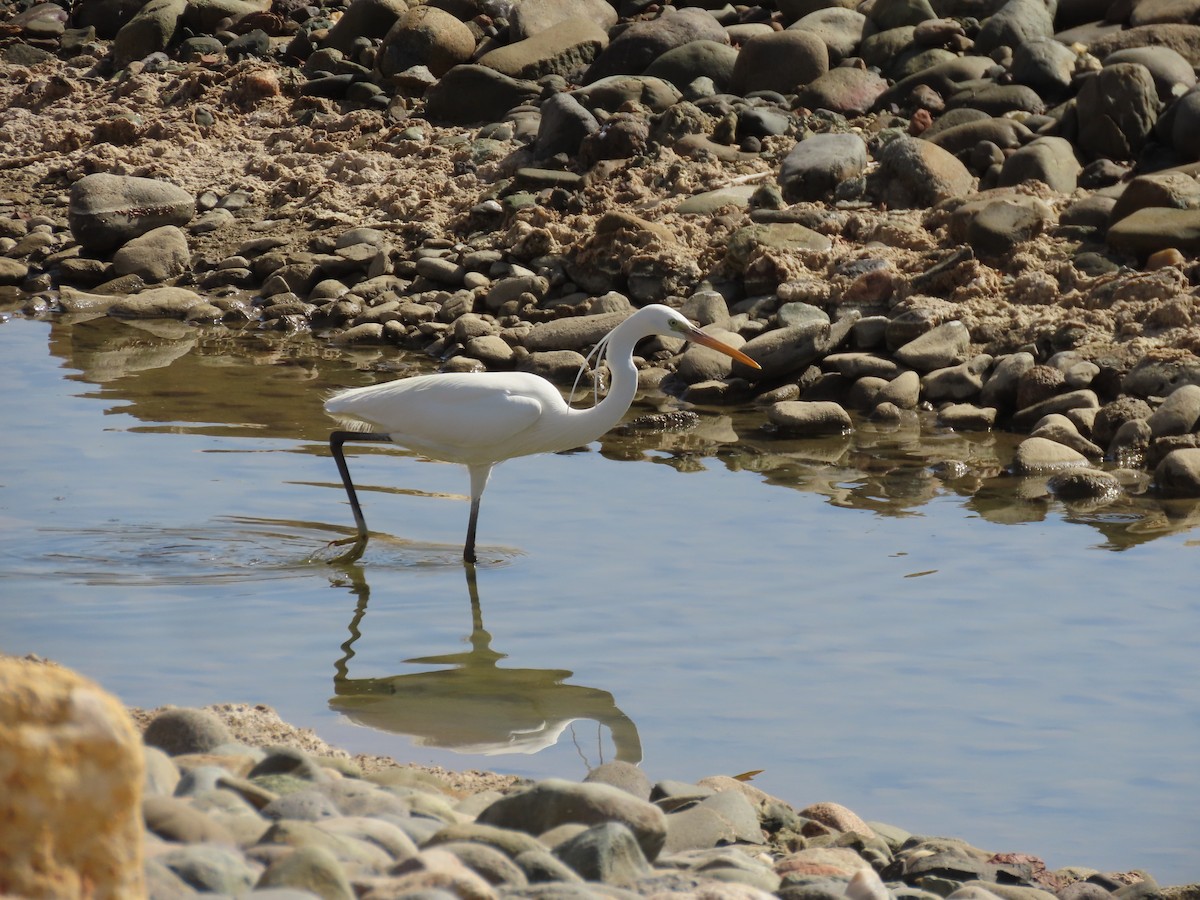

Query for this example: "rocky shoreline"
[4,0,1200,895]
[125,701,1194,899]
[3,656,1196,899]
[4,0,1200,510]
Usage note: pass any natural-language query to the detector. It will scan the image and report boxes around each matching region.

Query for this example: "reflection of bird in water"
[330,566,642,763]
[324,304,759,563]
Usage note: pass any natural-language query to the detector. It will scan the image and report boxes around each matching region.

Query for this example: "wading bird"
[325,304,760,563]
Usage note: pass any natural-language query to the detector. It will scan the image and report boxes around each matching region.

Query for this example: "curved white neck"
[570,316,643,436]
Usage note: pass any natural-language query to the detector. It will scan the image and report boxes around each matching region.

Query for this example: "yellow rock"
[0,657,144,899]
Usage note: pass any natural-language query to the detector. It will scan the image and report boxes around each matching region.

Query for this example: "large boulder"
[779,133,869,203]
[730,29,828,95]
[870,135,975,208]
[584,6,727,83]
[1075,63,1160,161]
[376,5,475,79]
[423,65,541,124]
[0,657,145,898]
[68,174,195,253]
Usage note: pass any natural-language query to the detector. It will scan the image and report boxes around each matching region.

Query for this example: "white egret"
[324,303,760,563]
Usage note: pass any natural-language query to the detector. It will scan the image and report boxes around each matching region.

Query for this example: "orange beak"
[686,326,761,370]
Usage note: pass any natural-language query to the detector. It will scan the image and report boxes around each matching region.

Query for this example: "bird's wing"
[328,373,554,462]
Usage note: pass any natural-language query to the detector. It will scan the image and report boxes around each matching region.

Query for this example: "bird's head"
[653,305,761,370]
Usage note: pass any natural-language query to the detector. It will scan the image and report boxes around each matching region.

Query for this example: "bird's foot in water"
[325,534,368,564]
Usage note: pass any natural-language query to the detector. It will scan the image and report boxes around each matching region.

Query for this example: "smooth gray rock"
[0,257,29,285]
[779,133,868,203]
[535,91,599,159]
[797,67,889,117]
[925,117,1032,156]
[643,39,737,93]
[824,353,903,380]
[316,816,419,862]
[1011,390,1101,431]
[874,370,921,410]
[874,55,993,111]
[69,174,194,253]
[143,707,234,755]
[423,65,541,125]
[476,778,668,862]
[1149,384,1200,437]
[1046,468,1122,503]
[870,135,974,209]
[145,858,200,899]
[1108,207,1200,258]
[893,321,971,372]
[790,7,866,63]
[261,790,340,822]
[964,199,1051,258]
[1166,89,1200,160]
[322,0,407,54]
[662,805,743,854]
[553,821,652,886]
[921,355,992,402]
[946,82,1045,116]
[1108,417,1153,459]
[865,0,936,30]
[1155,448,1200,496]
[524,311,630,353]
[157,844,257,894]
[735,318,842,381]
[433,840,529,887]
[1106,46,1196,102]
[1031,415,1104,458]
[112,0,186,68]
[424,821,546,858]
[520,349,590,383]
[1109,171,1200,225]
[767,400,853,435]
[144,795,238,845]
[514,847,586,884]
[376,5,474,78]
[143,745,181,797]
[980,352,1036,409]
[477,17,609,80]
[247,747,329,781]
[584,6,726,83]
[584,761,652,801]
[726,223,831,272]
[938,403,997,429]
[974,0,1055,54]
[112,225,190,282]
[255,845,354,900]
[573,75,682,116]
[998,136,1080,193]
[1014,436,1090,474]
[730,28,828,96]
[1092,397,1155,447]
[1011,37,1077,95]
[1076,63,1160,161]
[509,0,616,40]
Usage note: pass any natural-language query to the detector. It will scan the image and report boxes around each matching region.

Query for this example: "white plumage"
[324,304,759,563]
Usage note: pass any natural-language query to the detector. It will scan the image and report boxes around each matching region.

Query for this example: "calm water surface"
[1,313,1198,883]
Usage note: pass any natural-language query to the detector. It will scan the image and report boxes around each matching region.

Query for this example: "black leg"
[464,497,481,564]
[329,430,391,559]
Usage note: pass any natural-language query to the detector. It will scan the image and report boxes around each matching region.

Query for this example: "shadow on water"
[329,564,642,764]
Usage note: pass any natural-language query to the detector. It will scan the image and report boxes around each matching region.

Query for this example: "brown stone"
[0,657,144,899]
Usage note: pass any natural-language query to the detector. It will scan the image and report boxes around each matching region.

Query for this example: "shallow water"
[1,313,1198,884]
